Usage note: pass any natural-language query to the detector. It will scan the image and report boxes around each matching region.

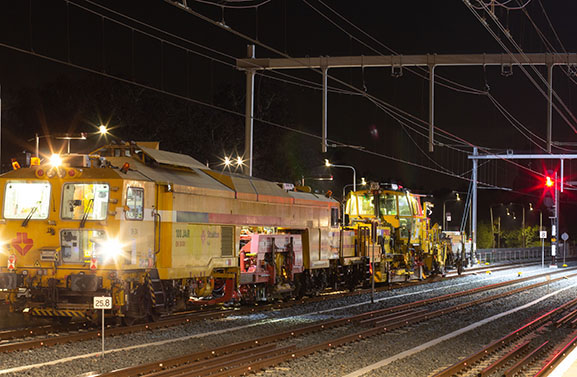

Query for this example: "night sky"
[1,0,577,230]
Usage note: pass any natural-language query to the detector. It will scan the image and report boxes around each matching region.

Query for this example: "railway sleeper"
[478,340,531,377]
[502,340,549,377]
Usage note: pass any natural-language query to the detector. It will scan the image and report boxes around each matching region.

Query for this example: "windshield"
[356,193,375,216]
[4,182,51,219]
[379,193,398,216]
[398,194,412,216]
[61,183,109,220]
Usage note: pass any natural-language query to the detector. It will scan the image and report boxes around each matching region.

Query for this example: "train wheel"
[56,316,72,325]
[122,316,137,326]
[148,311,161,322]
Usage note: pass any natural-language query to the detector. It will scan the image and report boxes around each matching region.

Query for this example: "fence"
[475,244,576,264]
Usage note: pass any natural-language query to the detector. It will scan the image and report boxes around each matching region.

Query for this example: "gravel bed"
[259,270,577,376]
[0,264,571,377]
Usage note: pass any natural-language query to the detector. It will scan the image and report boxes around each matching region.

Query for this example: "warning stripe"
[30,308,87,319]
[147,273,156,306]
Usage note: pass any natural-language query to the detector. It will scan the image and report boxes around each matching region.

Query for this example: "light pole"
[32,126,110,158]
[341,178,367,202]
[325,159,356,192]
[442,192,461,231]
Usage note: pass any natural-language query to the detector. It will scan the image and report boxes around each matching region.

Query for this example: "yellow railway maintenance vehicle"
[0,142,370,323]
[342,183,453,283]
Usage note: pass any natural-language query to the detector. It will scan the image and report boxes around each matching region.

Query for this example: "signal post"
[469,153,577,267]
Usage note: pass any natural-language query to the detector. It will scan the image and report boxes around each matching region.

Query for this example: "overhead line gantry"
[237,52,577,172]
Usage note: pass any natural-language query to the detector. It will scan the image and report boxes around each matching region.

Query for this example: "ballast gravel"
[0,263,574,377]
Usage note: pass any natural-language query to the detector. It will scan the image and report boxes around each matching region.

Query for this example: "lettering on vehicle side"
[175,229,190,238]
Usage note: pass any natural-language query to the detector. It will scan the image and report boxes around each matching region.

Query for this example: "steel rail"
[100,271,577,377]
[0,259,540,345]
[434,296,577,376]
[535,332,577,377]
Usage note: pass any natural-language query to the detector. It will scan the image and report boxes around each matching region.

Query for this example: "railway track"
[0,261,551,356]
[433,296,577,376]
[96,268,577,377]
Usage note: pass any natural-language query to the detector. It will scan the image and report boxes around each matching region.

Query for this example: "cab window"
[4,182,51,219]
[410,196,422,216]
[330,207,339,227]
[379,193,398,216]
[398,195,412,216]
[61,183,109,220]
[357,193,375,216]
[126,187,144,220]
[346,196,358,216]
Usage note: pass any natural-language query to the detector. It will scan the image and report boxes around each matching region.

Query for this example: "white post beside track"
[94,296,112,357]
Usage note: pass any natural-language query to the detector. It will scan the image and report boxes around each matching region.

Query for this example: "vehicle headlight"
[99,238,123,261]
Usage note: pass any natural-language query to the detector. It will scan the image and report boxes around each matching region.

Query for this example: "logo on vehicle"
[11,232,33,256]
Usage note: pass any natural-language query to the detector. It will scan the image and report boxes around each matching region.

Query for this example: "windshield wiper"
[79,199,94,228]
[21,207,38,227]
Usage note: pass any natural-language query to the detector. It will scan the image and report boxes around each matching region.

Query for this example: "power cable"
[1,40,501,187]
[304,0,555,153]
[69,0,358,98]
[467,1,577,136]
[167,0,574,184]
[191,0,272,9]
[304,0,488,96]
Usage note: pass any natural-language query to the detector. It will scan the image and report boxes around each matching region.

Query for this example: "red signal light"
[545,176,554,188]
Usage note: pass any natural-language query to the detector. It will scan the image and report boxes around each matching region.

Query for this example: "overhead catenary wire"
[520,1,577,89]
[191,0,272,9]
[1,40,502,187]
[536,0,566,54]
[78,0,507,161]
[303,0,488,96]
[8,0,570,191]
[70,0,471,157]
[470,0,532,11]
[68,0,358,97]
[72,0,472,155]
[75,0,576,190]
[302,1,572,162]
[466,0,577,136]
[166,0,575,185]
[306,0,570,153]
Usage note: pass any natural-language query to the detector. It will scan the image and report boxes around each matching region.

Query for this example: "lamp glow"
[99,125,108,135]
[49,154,62,168]
[99,238,123,261]
[324,159,331,167]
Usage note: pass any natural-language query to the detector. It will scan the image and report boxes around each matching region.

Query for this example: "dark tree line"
[3,75,323,184]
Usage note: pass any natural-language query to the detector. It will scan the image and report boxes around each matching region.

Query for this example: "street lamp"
[33,132,88,158]
[442,192,461,231]
[222,154,244,171]
[325,159,356,192]
[342,178,367,202]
